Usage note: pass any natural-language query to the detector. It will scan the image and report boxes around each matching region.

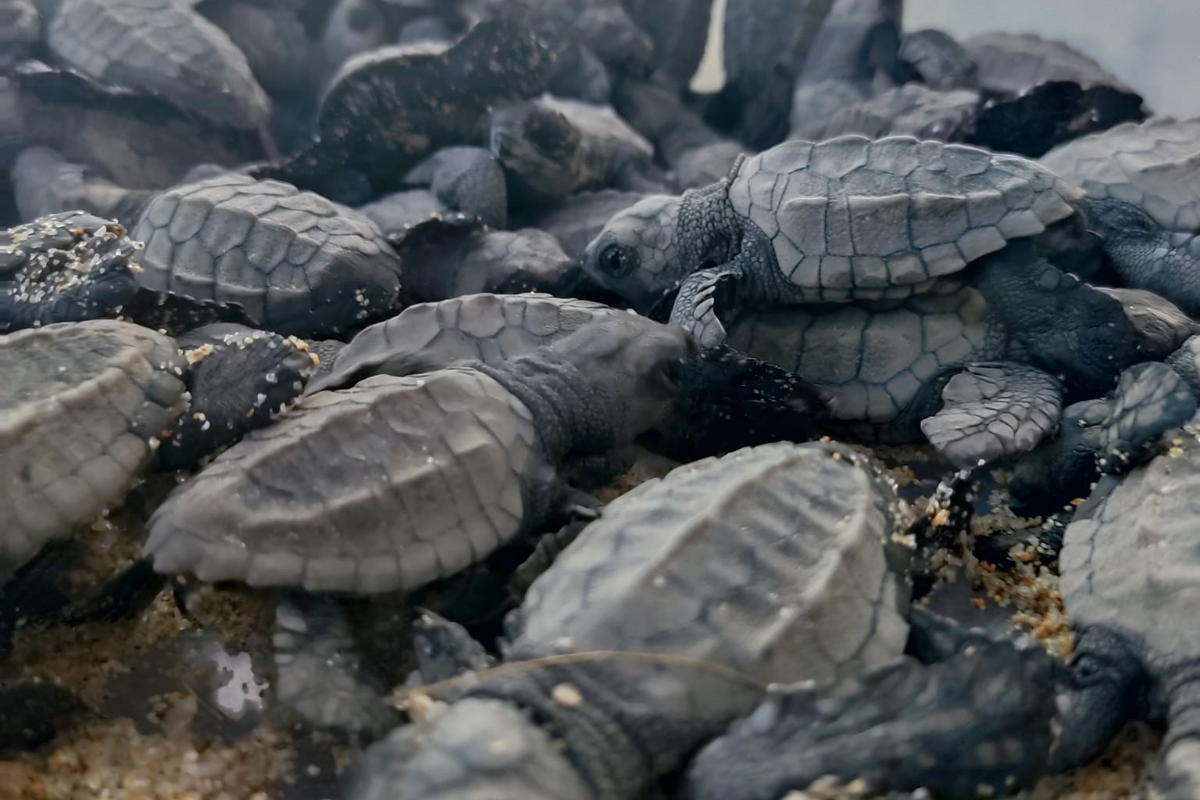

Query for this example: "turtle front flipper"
[669,264,744,347]
[920,362,1063,469]
[271,592,401,739]
[972,239,1141,394]
[158,325,318,470]
[411,609,497,685]
[1097,361,1197,474]
[1160,686,1200,800]
[686,636,1059,800]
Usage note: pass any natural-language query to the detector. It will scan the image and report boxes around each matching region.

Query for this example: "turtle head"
[581,195,686,315]
[544,312,697,450]
[1083,196,1161,239]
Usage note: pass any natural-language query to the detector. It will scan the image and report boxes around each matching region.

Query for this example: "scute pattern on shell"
[143,369,544,596]
[511,441,912,684]
[132,174,401,337]
[1041,117,1200,232]
[727,135,1085,301]
[0,319,187,576]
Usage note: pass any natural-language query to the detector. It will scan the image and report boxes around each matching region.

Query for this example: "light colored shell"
[726,287,1011,425]
[727,135,1085,301]
[1060,425,1200,667]
[1041,118,1200,232]
[0,320,187,577]
[511,441,912,685]
[307,293,617,394]
[133,174,401,336]
[142,369,544,595]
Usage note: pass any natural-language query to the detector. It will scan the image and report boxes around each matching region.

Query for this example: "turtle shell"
[727,135,1085,301]
[307,293,616,393]
[132,173,402,337]
[509,440,913,684]
[0,319,187,579]
[46,0,271,137]
[1041,118,1200,232]
[143,368,545,595]
[1060,428,1200,676]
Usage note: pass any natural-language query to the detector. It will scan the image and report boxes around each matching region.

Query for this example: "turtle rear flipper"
[158,324,318,470]
[919,361,1063,469]
[687,636,1058,800]
[272,593,401,739]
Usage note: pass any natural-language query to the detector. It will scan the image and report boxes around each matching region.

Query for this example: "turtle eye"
[598,243,637,278]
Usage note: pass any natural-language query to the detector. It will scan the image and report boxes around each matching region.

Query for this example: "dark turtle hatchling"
[402,147,508,229]
[489,94,667,214]
[42,0,276,156]
[1052,430,1200,797]
[258,18,553,202]
[1041,117,1200,233]
[582,135,1142,396]
[347,440,915,800]
[0,319,188,582]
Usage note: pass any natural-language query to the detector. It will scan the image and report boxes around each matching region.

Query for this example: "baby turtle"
[1054,430,1200,797]
[142,311,692,594]
[348,440,914,800]
[489,94,667,214]
[799,82,980,143]
[259,18,553,202]
[1041,117,1200,232]
[582,135,1141,395]
[402,147,508,229]
[43,0,275,155]
[0,319,187,581]
[131,173,403,337]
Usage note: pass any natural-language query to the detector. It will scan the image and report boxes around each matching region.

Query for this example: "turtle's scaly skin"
[0,319,187,580]
[308,293,615,394]
[350,441,913,800]
[144,369,545,594]
[725,136,1082,302]
[1056,431,1200,796]
[132,174,402,337]
[403,147,508,229]
[45,0,272,139]
[1041,118,1200,232]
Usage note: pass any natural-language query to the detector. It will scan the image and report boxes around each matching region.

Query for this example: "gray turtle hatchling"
[0,319,188,582]
[347,440,914,800]
[582,134,1143,395]
[355,189,448,235]
[42,0,275,156]
[402,147,508,229]
[1053,429,1200,797]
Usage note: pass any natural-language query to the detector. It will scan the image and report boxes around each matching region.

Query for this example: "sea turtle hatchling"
[0,319,188,582]
[1052,427,1200,797]
[582,134,1143,395]
[347,440,915,800]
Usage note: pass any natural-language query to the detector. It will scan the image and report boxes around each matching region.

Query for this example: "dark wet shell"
[308,293,616,393]
[260,19,553,198]
[143,369,544,595]
[132,174,402,337]
[510,441,912,684]
[46,0,271,134]
[0,319,187,578]
[1041,118,1200,232]
[725,287,1011,427]
[729,135,1084,301]
[529,190,646,258]
[1060,429,1200,667]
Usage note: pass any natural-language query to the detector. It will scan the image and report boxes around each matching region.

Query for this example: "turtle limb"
[510,520,591,601]
[972,239,1141,394]
[271,592,401,739]
[919,362,1063,469]
[686,636,1059,800]
[1008,398,1110,514]
[158,325,318,470]
[404,147,508,229]
[345,698,596,800]
[1086,197,1200,318]
[668,264,744,347]
[411,608,497,685]
[1097,361,1197,475]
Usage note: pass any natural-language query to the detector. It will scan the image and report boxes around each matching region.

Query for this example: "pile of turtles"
[4,0,1200,797]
